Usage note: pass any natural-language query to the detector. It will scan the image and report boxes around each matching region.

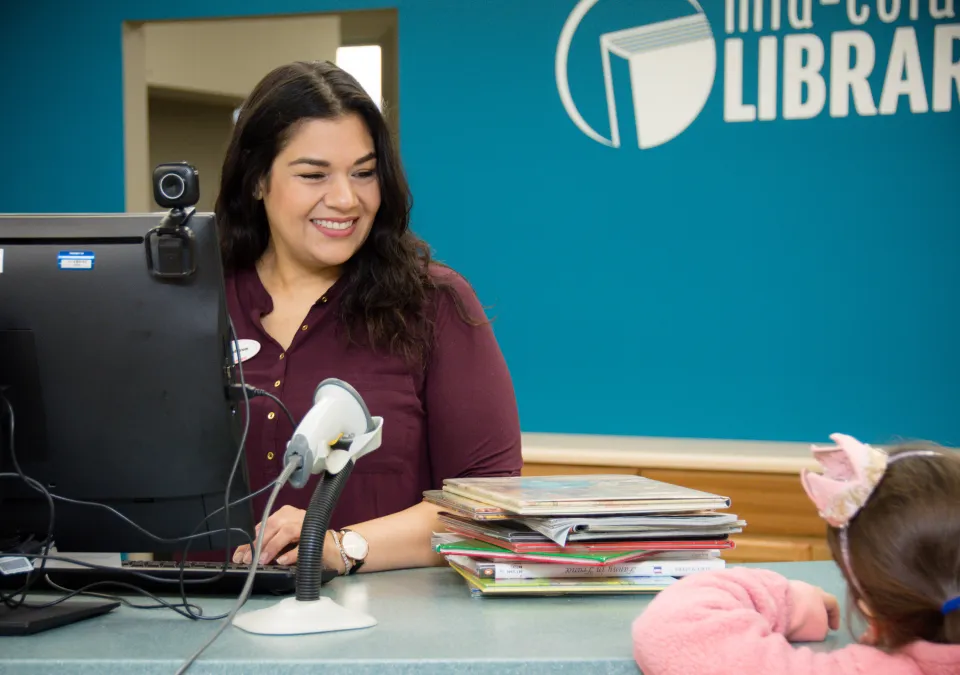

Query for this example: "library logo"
[555,0,717,149]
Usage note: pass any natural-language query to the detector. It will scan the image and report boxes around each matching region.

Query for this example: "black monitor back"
[0,213,251,553]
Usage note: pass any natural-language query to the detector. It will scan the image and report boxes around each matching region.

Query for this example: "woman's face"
[260,113,381,271]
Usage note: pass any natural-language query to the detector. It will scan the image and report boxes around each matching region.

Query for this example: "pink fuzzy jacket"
[632,567,960,675]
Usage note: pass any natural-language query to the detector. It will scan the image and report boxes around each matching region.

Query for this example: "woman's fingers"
[233,506,306,564]
[257,522,302,564]
[276,545,299,566]
[240,513,286,563]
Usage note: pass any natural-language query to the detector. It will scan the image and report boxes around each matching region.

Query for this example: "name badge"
[232,339,261,364]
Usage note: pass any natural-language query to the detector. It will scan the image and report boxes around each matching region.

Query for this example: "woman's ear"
[253,173,268,200]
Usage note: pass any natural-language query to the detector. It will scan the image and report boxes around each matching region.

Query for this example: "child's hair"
[826,443,960,649]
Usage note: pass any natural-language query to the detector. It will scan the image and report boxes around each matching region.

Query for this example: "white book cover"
[449,555,725,581]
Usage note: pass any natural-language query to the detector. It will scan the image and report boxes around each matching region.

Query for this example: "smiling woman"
[210,61,523,574]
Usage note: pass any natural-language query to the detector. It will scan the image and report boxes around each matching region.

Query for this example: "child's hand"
[787,581,840,642]
[821,588,841,631]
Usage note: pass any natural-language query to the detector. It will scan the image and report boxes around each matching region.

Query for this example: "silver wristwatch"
[340,528,368,574]
[332,528,368,575]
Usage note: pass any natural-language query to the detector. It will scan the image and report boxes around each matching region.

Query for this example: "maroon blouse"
[225,265,523,531]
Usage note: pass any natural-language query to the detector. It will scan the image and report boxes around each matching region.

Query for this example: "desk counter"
[2,561,852,674]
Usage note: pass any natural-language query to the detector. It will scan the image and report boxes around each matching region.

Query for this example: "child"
[632,433,960,675]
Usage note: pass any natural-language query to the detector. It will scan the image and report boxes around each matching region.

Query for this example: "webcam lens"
[159,173,186,200]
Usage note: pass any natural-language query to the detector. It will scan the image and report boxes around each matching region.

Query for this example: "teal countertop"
[1,561,853,674]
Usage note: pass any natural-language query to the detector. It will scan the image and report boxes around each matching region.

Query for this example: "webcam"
[145,162,200,280]
[153,162,200,209]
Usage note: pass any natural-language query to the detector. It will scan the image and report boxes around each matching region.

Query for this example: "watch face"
[341,530,368,560]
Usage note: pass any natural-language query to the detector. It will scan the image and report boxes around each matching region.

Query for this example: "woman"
[217,61,522,574]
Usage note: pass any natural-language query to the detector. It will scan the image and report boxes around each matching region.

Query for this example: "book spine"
[474,558,725,580]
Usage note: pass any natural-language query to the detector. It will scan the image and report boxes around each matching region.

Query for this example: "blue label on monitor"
[57,250,95,270]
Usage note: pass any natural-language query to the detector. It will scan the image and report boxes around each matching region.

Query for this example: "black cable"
[0,330,258,554]
[172,318,253,618]
[7,551,244,621]
[0,474,269,580]
[176,457,300,674]
[0,320,267,620]
[42,575,205,617]
[216,317,249,569]
[170,325,302,618]
[0,478,255,549]
[0,393,55,609]
[0,320,302,634]
[235,384,296,429]
[13,322,261,614]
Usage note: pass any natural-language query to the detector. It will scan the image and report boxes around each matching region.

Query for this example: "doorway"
[122,9,399,213]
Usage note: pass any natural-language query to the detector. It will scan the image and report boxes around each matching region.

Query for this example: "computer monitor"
[0,211,253,555]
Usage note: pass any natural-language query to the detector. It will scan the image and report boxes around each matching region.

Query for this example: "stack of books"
[427,474,744,596]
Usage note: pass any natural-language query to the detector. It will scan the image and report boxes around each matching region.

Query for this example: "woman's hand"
[233,505,305,565]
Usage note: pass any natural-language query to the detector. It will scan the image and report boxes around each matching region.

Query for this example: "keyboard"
[0,559,337,597]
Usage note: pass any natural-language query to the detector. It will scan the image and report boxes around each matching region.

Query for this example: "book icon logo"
[555,0,717,149]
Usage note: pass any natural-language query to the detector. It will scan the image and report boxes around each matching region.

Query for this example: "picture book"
[441,474,731,515]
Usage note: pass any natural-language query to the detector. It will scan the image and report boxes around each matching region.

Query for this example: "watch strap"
[329,529,353,576]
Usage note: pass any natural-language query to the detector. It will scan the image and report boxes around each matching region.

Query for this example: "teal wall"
[4,0,959,444]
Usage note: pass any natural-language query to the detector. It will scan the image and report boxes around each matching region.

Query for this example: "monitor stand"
[0,598,120,636]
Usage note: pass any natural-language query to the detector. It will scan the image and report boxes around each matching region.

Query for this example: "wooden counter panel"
[639,468,825,538]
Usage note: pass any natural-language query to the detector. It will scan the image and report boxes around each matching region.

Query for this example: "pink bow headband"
[800,433,943,528]
[800,433,891,528]
[799,433,955,613]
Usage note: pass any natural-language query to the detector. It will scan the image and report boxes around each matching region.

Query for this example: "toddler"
[632,433,960,674]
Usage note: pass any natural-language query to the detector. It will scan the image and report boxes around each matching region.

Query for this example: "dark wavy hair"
[215,61,476,364]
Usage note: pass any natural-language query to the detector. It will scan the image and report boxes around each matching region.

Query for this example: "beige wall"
[380,21,399,140]
[341,9,399,138]
[124,22,150,214]
[148,95,235,212]
[144,15,341,101]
